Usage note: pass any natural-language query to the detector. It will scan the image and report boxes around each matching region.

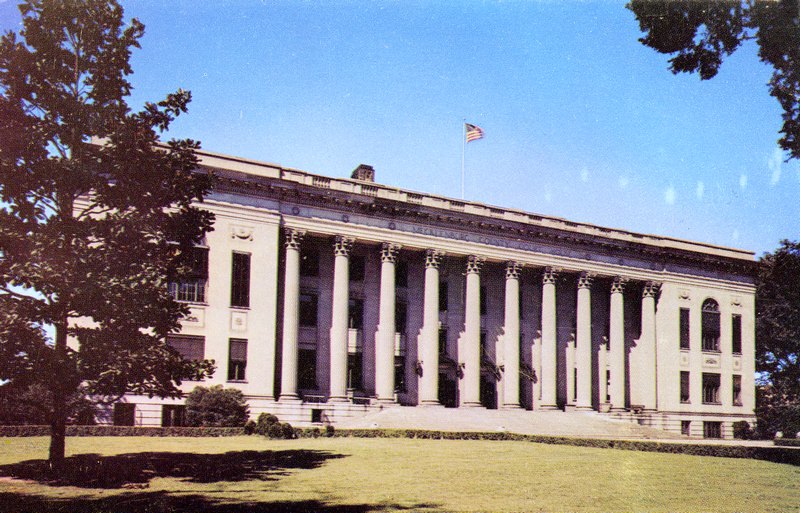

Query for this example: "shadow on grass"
[0,449,344,488]
[0,492,440,513]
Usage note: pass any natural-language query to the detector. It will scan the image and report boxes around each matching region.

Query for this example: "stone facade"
[115,149,757,439]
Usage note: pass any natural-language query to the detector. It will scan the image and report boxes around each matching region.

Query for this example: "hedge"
[774,438,800,447]
[0,425,245,437]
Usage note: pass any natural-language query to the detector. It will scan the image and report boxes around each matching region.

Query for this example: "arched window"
[701,299,720,351]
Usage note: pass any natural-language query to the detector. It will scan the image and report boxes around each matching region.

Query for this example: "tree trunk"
[48,322,69,471]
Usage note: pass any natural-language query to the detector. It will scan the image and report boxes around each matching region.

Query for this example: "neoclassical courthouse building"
[116,149,757,439]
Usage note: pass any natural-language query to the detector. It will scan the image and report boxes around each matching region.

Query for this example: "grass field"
[0,436,797,512]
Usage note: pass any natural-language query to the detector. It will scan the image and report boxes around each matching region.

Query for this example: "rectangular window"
[573,368,578,402]
[480,331,488,359]
[606,370,611,402]
[300,247,319,277]
[298,349,317,389]
[349,255,365,282]
[299,293,318,327]
[396,260,408,288]
[703,421,722,439]
[680,371,690,403]
[681,420,691,436]
[227,338,247,381]
[395,355,406,393]
[732,314,742,354]
[702,310,720,352]
[733,375,743,406]
[480,286,487,316]
[167,334,205,361]
[439,328,448,355]
[395,301,407,334]
[113,403,135,426]
[161,405,185,427]
[702,373,721,404]
[230,252,251,307]
[169,246,208,303]
[679,308,690,349]
[349,297,364,330]
[439,281,448,312]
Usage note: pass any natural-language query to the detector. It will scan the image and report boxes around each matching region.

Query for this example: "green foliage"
[243,420,256,435]
[325,424,335,437]
[0,383,96,426]
[184,386,249,428]
[628,0,800,161]
[732,421,754,440]
[774,437,800,446]
[254,413,279,436]
[0,425,246,437]
[0,0,215,465]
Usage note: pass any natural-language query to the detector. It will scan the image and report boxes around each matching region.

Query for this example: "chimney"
[351,164,375,182]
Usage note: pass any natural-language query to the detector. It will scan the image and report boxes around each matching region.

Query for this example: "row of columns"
[279,229,660,411]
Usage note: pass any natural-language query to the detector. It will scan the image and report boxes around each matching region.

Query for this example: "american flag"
[465,123,484,143]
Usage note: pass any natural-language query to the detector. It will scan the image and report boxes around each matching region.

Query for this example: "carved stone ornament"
[577,271,595,289]
[425,249,445,269]
[542,267,559,285]
[505,261,523,280]
[642,281,662,298]
[230,224,254,241]
[333,235,354,257]
[466,255,485,275]
[380,242,401,263]
[731,296,742,308]
[611,276,628,294]
[284,229,306,250]
[679,289,691,301]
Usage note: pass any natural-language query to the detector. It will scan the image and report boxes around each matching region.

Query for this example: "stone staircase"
[336,405,686,440]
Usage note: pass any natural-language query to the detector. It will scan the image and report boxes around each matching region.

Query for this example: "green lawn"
[0,436,797,513]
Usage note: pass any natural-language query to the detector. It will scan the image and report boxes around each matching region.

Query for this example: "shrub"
[184,385,249,427]
[281,422,296,439]
[733,421,754,440]
[774,438,800,447]
[243,420,257,435]
[266,422,284,439]
[255,413,280,435]
[325,424,335,437]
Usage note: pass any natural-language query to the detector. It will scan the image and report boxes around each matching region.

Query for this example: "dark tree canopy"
[0,0,215,466]
[756,240,800,399]
[629,0,800,161]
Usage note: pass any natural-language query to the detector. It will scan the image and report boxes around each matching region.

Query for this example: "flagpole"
[461,119,466,200]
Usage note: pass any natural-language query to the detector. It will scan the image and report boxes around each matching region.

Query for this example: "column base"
[376,397,397,405]
[575,405,593,411]
[328,396,349,403]
[278,394,302,403]
[418,400,445,407]
[610,407,628,412]
[538,404,559,411]
[460,401,484,408]
[501,403,522,410]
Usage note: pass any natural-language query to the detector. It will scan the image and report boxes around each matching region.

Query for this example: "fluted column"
[280,229,305,401]
[419,249,444,405]
[539,267,559,410]
[576,272,594,410]
[502,261,522,409]
[329,235,354,402]
[375,242,401,403]
[461,255,485,407]
[609,277,627,411]
[641,281,661,411]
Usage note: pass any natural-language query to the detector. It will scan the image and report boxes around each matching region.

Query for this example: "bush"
[281,423,296,439]
[325,424,335,437]
[733,421,754,440]
[184,385,249,427]
[266,422,284,439]
[774,438,800,447]
[255,413,280,436]
[243,420,257,435]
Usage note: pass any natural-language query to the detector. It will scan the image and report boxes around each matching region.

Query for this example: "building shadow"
[0,492,441,513]
[0,449,344,488]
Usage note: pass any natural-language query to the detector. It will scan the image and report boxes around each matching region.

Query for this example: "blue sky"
[1,0,796,257]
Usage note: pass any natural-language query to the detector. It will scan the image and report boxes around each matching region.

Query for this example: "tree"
[628,0,800,161]
[756,240,800,398]
[0,0,215,468]
[185,386,249,427]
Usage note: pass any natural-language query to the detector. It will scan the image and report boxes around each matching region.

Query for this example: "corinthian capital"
[425,249,445,269]
[380,242,401,263]
[466,255,485,275]
[642,281,662,298]
[542,267,559,285]
[611,276,628,295]
[284,228,306,251]
[333,236,354,257]
[505,261,523,280]
[577,272,595,289]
